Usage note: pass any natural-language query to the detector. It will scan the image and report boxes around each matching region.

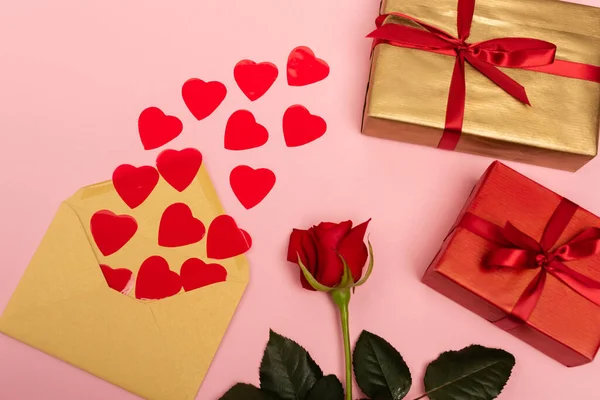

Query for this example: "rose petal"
[302,228,318,271]
[338,219,371,282]
[299,229,319,290]
[317,222,341,230]
[287,229,306,262]
[314,221,353,246]
[288,229,319,291]
[313,221,353,287]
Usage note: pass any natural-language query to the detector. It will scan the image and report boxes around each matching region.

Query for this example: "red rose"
[287,220,371,290]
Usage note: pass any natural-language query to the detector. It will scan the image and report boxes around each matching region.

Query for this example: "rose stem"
[332,288,352,400]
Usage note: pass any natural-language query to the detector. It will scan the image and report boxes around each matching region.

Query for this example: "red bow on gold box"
[362,0,600,171]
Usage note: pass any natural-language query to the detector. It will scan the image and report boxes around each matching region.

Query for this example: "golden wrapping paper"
[362,0,600,171]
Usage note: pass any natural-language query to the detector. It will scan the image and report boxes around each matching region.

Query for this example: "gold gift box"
[362,0,600,171]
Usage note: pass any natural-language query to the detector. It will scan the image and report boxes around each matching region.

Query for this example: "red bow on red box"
[459,198,600,326]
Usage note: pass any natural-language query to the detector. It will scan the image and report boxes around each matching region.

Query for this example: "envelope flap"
[1,202,104,322]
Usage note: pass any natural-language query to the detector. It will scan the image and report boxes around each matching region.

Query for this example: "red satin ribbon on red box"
[457,198,600,326]
[367,0,600,150]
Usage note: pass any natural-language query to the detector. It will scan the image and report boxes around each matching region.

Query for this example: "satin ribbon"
[458,199,600,325]
[367,0,600,150]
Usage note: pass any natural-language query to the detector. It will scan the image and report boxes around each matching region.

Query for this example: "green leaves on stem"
[423,345,516,400]
[220,384,277,400]
[306,375,345,400]
[353,331,412,400]
[219,330,516,400]
[259,330,324,400]
[352,331,515,400]
[220,331,342,400]
[219,330,344,400]
[296,241,375,400]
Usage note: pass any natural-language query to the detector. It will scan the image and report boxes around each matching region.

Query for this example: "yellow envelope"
[0,164,249,400]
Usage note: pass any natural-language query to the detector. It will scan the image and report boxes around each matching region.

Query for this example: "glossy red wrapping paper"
[423,161,600,366]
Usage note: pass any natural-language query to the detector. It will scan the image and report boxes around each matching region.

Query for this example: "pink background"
[0,0,599,399]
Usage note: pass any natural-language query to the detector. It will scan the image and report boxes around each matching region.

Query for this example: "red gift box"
[423,161,600,366]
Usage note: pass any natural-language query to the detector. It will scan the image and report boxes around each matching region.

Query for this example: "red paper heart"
[224,110,269,151]
[138,107,183,150]
[100,264,134,295]
[180,258,227,292]
[283,105,327,147]
[207,215,252,260]
[156,148,203,192]
[112,164,159,209]
[135,256,182,300]
[234,60,278,101]
[159,203,206,247]
[230,166,276,209]
[287,46,330,86]
[182,79,227,120]
[241,229,252,248]
[90,211,138,256]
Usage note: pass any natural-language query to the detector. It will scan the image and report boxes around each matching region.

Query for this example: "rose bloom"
[287,220,370,290]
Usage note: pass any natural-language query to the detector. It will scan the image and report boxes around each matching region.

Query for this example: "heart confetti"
[138,107,183,150]
[100,265,134,295]
[224,110,269,151]
[180,258,227,292]
[182,78,227,120]
[283,105,327,147]
[156,148,203,192]
[287,46,330,86]
[234,60,278,101]
[135,256,182,300]
[241,230,252,249]
[230,166,276,209]
[90,211,138,256]
[159,203,206,247]
[112,164,159,209]
[207,215,252,260]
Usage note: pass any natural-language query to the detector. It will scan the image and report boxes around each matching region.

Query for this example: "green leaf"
[306,375,344,400]
[353,331,411,400]
[423,345,516,400]
[260,330,324,400]
[220,383,276,400]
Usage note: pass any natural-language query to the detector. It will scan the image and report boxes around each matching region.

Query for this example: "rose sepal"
[353,239,374,288]
[296,240,374,292]
[297,256,335,292]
